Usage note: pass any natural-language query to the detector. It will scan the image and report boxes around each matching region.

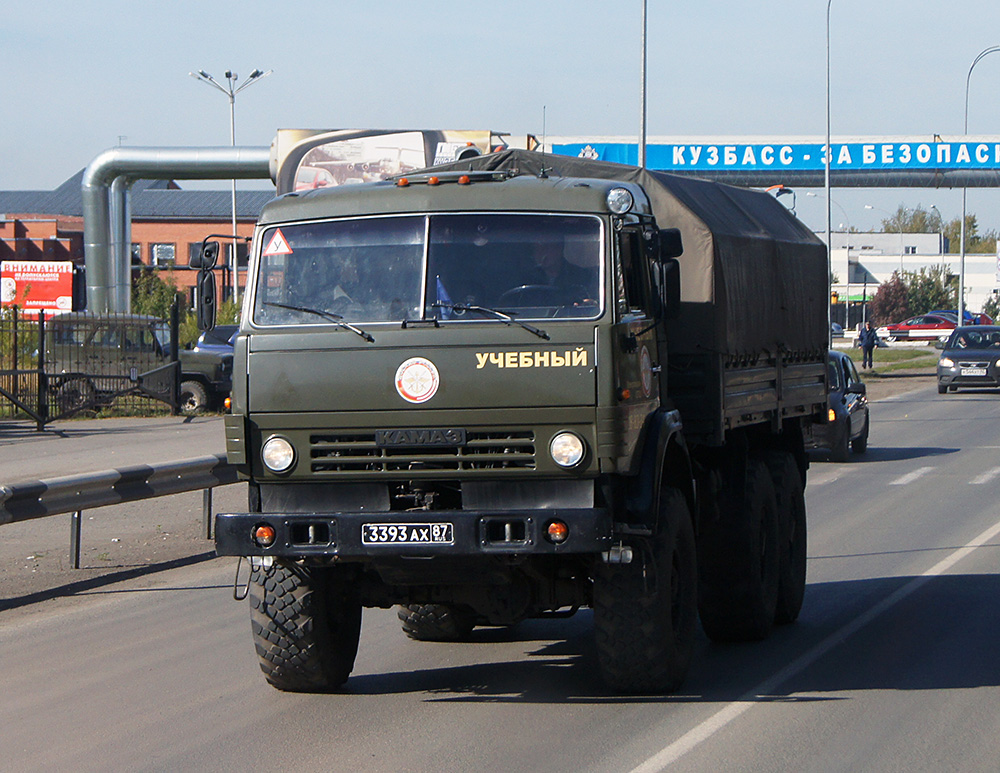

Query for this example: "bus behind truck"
[201,148,827,693]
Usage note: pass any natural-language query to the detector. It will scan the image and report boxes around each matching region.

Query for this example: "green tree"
[867,272,908,325]
[878,204,944,235]
[941,214,998,254]
[982,294,1000,322]
[132,268,181,318]
[902,264,955,315]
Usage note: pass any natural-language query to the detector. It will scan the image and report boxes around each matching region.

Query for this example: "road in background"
[2,386,1000,771]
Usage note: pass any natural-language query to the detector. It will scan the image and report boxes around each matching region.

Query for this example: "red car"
[877,313,956,342]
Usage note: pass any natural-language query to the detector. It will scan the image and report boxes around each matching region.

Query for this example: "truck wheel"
[697,458,780,642]
[56,377,96,414]
[594,487,697,693]
[248,560,362,692]
[937,384,948,395]
[397,604,476,641]
[179,380,208,415]
[766,452,807,625]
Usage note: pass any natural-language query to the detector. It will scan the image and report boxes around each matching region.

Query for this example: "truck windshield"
[251,213,603,326]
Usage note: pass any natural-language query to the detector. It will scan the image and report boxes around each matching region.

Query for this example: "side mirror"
[847,382,867,396]
[659,228,683,260]
[190,240,220,270]
[934,338,946,349]
[196,269,217,331]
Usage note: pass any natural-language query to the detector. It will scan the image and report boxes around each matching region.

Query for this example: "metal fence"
[0,453,238,569]
[0,306,181,428]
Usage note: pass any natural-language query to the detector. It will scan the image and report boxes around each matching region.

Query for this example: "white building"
[816,231,999,324]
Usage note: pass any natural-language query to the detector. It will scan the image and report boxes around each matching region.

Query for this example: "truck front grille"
[309,430,536,473]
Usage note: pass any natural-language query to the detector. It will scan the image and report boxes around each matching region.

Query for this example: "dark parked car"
[811,350,870,461]
[936,325,1000,394]
[192,324,238,355]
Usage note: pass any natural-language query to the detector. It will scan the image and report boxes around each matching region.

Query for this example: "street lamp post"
[809,191,853,328]
[189,68,272,306]
[960,46,1000,326]
[825,0,833,346]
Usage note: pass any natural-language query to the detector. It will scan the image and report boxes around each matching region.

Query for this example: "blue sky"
[4,0,1000,234]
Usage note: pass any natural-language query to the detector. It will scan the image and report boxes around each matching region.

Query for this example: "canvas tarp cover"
[424,150,828,361]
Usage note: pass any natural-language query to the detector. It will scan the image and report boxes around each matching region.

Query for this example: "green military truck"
[208,149,827,694]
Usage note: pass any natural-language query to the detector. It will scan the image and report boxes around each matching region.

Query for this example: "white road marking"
[628,515,1000,773]
[806,467,856,487]
[889,466,935,485]
[970,467,1000,485]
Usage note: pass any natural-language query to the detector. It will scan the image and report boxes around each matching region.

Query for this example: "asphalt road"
[3,386,1000,772]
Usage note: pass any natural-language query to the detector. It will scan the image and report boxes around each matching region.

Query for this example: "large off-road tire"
[766,451,807,625]
[594,487,698,694]
[697,458,780,642]
[397,604,476,642]
[179,380,209,415]
[248,560,362,692]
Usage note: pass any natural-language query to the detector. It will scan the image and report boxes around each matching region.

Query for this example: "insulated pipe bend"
[82,146,272,312]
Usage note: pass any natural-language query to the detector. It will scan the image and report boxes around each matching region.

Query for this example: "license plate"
[961,368,988,376]
[362,522,454,545]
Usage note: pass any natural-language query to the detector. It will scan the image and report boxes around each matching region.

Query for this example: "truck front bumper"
[215,508,612,558]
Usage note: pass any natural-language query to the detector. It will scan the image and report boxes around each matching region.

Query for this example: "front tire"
[594,487,698,693]
[179,380,209,415]
[249,560,362,692]
[937,384,948,394]
[697,458,780,642]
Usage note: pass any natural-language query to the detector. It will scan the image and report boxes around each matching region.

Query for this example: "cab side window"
[617,229,650,317]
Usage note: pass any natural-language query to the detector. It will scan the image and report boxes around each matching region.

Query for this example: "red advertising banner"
[1,260,75,317]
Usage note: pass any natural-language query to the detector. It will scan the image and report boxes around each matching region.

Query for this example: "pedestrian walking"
[858,320,879,369]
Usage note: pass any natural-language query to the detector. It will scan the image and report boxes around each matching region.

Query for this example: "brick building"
[0,170,275,308]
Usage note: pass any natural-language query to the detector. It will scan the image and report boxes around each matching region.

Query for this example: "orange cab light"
[547,520,569,544]
[828,408,836,423]
[223,396,232,411]
[618,388,631,401]
[428,176,440,186]
[458,175,471,185]
[397,177,410,187]
[254,524,277,547]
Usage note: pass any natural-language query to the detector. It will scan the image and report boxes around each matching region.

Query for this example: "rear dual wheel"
[697,458,780,641]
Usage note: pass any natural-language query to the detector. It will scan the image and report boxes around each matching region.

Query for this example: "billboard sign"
[1,260,74,317]
[555,140,1000,174]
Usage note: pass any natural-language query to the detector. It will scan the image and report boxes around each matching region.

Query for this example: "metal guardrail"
[0,454,238,568]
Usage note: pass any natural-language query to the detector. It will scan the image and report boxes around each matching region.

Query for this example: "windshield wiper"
[432,301,550,340]
[263,302,374,343]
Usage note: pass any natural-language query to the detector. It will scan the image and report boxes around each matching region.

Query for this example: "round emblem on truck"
[395,357,440,404]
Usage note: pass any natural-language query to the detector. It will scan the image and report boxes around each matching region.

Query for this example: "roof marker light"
[428,176,440,186]
[397,178,410,187]
[458,175,471,185]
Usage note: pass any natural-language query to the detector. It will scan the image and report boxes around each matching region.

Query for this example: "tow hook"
[601,543,634,564]
[233,555,274,600]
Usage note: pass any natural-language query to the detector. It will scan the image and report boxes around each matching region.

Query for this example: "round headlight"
[261,436,296,473]
[550,431,586,468]
[939,357,955,368]
[606,187,634,215]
